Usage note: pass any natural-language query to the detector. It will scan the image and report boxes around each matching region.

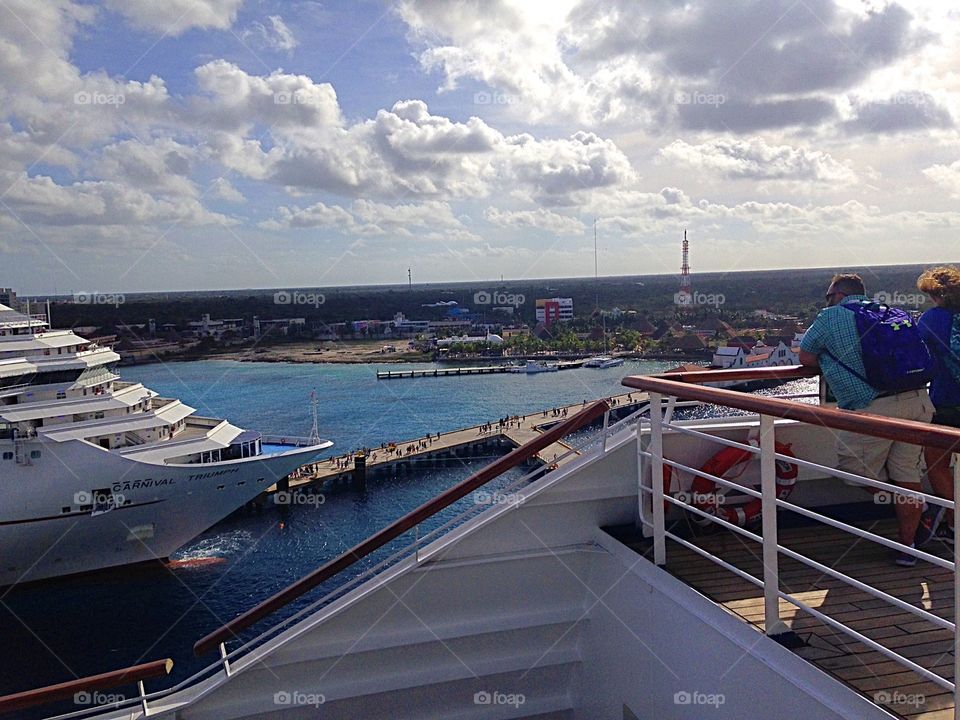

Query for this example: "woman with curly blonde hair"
[914,266,960,547]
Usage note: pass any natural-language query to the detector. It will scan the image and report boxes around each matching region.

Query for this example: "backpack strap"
[822,348,872,387]
[823,302,875,387]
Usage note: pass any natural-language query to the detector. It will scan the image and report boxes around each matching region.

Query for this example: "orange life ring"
[685,442,798,526]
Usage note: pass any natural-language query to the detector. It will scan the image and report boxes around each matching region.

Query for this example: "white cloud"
[103,0,243,35]
[484,207,585,235]
[263,199,480,242]
[192,60,342,132]
[208,177,245,202]
[397,0,929,132]
[93,138,199,197]
[0,171,231,227]
[923,160,960,198]
[241,15,299,52]
[660,138,857,183]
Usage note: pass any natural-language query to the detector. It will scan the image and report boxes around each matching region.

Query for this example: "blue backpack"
[829,301,935,393]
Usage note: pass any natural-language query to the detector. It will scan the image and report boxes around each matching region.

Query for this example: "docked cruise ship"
[0,303,332,586]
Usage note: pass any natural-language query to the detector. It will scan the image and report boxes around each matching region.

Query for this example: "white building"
[712,341,798,370]
[535,297,574,324]
[435,333,504,348]
[188,314,244,340]
[253,317,306,339]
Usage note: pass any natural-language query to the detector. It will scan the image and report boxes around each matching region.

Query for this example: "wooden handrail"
[0,659,172,714]
[622,372,960,451]
[194,399,611,656]
[660,364,819,385]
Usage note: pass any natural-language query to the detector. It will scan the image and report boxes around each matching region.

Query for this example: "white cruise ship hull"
[0,438,325,586]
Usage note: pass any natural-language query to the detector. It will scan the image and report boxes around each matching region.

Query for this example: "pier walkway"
[278,390,648,493]
[376,360,586,380]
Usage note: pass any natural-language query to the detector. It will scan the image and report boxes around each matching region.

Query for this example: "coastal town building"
[535,297,574,326]
[187,314,245,341]
[253,316,306,339]
[712,340,799,370]
[0,288,18,311]
[435,333,504,348]
[392,312,430,336]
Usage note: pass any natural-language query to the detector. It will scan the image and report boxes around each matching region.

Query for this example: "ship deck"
[624,518,956,719]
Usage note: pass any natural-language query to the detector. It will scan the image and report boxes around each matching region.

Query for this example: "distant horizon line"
[12,259,959,298]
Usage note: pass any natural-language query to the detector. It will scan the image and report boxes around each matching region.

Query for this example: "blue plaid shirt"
[801,295,878,410]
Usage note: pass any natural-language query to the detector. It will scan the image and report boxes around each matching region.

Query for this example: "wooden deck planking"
[653,520,956,719]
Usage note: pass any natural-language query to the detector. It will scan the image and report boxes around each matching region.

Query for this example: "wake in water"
[170,529,255,565]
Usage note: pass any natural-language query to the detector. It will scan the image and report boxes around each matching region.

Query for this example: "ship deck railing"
[1,397,642,719]
[622,365,960,720]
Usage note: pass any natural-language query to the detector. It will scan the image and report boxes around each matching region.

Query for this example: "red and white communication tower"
[678,230,692,303]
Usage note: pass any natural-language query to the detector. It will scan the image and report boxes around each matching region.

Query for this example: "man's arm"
[799,311,828,369]
[799,349,820,368]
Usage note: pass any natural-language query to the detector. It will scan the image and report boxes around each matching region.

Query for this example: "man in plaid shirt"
[800,274,934,566]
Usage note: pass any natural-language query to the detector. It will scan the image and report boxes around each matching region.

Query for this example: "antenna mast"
[680,229,692,295]
[594,218,599,310]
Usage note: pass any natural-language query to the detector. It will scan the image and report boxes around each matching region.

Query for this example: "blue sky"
[1,0,959,295]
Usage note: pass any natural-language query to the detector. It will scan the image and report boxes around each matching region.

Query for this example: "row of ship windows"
[2,450,40,460]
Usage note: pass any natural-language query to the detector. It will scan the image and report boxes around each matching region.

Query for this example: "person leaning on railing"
[798,273,934,567]
[914,266,960,547]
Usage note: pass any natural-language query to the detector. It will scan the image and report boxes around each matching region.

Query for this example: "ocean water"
[0,359,677,710]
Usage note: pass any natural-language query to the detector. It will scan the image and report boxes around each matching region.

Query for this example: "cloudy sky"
[1,0,959,294]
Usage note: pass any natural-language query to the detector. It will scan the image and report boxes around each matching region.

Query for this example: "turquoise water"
[129,359,680,456]
[0,359,675,709]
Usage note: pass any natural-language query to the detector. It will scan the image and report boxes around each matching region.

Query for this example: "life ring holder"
[675,441,799,527]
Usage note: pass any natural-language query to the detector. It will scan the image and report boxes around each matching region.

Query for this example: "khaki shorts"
[836,389,934,487]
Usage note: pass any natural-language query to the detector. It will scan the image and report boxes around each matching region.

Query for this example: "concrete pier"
[377,360,586,380]
[273,390,649,494]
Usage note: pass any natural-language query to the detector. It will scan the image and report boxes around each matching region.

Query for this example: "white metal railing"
[36,403,642,720]
[637,389,960,718]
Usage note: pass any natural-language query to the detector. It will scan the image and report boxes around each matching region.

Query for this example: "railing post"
[219,642,231,677]
[759,414,787,635]
[954,460,959,720]
[649,392,666,566]
[138,680,148,716]
[637,413,652,539]
[663,395,678,425]
[601,409,610,452]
